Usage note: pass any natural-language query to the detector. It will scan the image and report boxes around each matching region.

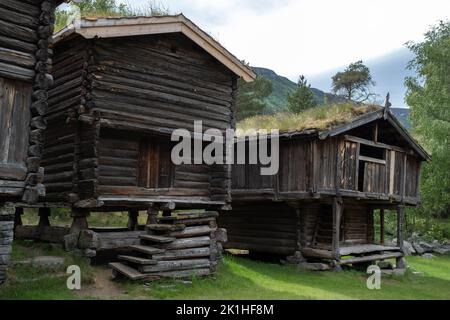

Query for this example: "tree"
[332,60,375,102]
[235,76,272,121]
[287,75,317,113]
[405,20,450,218]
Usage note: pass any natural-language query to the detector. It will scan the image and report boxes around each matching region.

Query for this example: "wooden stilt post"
[14,207,23,230]
[38,207,51,227]
[127,210,139,231]
[70,208,90,233]
[380,209,385,245]
[396,205,406,269]
[332,197,343,261]
[146,206,158,225]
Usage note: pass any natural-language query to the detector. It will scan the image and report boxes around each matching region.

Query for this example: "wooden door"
[0,77,31,181]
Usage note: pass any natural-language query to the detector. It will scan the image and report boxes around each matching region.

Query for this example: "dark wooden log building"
[0,0,63,284]
[220,107,430,268]
[38,15,254,224]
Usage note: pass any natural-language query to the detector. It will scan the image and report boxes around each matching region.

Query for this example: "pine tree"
[287,75,317,113]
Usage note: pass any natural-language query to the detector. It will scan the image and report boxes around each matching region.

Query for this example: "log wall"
[90,34,236,133]
[42,36,88,202]
[219,202,298,255]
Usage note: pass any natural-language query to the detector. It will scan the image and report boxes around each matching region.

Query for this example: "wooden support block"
[70,208,90,234]
[332,197,343,260]
[146,207,158,225]
[38,207,51,227]
[14,207,23,230]
[397,205,404,251]
[380,209,385,245]
[127,210,139,231]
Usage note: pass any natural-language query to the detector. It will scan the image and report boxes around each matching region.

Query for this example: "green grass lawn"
[1,241,449,300]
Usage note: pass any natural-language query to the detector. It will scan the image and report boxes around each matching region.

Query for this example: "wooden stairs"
[109,211,224,281]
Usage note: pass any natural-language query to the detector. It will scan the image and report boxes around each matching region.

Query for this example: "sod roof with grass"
[237,103,381,134]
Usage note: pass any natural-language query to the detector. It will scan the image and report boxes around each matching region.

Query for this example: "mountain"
[252,66,411,128]
[307,47,416,108]
[253,67,347,113]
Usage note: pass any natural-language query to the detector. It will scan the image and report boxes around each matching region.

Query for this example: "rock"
[0,254,11,265]
[433,246,450,255]
[297,262,331,271]
[413,243,425,255]
[284,251,306,264]
[421,253,435,259]
[381,268,406,276]
[419,241,433,253]
[16,256,65,269]
[402,241,416,256]
[396,257,407,269]
[84,249,96,258]
[431,240,441,248]
[377,261,394,269]
[213,228,228,243]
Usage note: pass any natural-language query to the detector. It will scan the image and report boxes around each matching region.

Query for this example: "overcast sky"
[124,0,449,79]
[68,0,449,80]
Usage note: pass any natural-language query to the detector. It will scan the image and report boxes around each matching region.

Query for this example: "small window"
[359,144,385,160]
[138,138,173,188]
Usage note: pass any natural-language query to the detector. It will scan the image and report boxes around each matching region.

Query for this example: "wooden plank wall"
[342,203,371,245]
[339,140,358,190]
[405,156,420,198]
[315,138,339,191]
[278,139,312,192]
[219,202,298,255]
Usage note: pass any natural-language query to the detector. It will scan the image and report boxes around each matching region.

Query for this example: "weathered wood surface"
[139,258,210,273]
[14,225,69,243]
[152,247,211,260]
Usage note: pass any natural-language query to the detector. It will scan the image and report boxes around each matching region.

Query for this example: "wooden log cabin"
[220,106,430,268]
[0,0,63,283]
[12,15,255,268]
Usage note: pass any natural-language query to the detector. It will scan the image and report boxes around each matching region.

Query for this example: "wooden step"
[129,245,165,255]
[146,224,185,232]
[339,252,403,265]
[109,262,146,280]
[118,255,158,265]
[140,234,176,243]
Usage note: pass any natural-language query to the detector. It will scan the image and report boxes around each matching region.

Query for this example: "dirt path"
[77,267,126,299]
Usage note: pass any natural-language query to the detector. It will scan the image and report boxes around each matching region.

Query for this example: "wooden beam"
[146,206,158,225]
[127,210,139,231]
[358,156,386,165]
[38,207,51,227]
[380,209,385,245]
[332,197,343,259]
[14,207,23,230]
[396,205,405,251]
[70,208,90,233]
[344,135,406,153]
[373,122,378,142]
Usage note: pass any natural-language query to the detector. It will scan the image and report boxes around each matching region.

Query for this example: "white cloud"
[119,0,450,78]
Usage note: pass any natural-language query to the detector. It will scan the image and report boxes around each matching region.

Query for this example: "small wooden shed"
[0,0,62,283]
[13,15,254,271]
[220,107,429,268]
